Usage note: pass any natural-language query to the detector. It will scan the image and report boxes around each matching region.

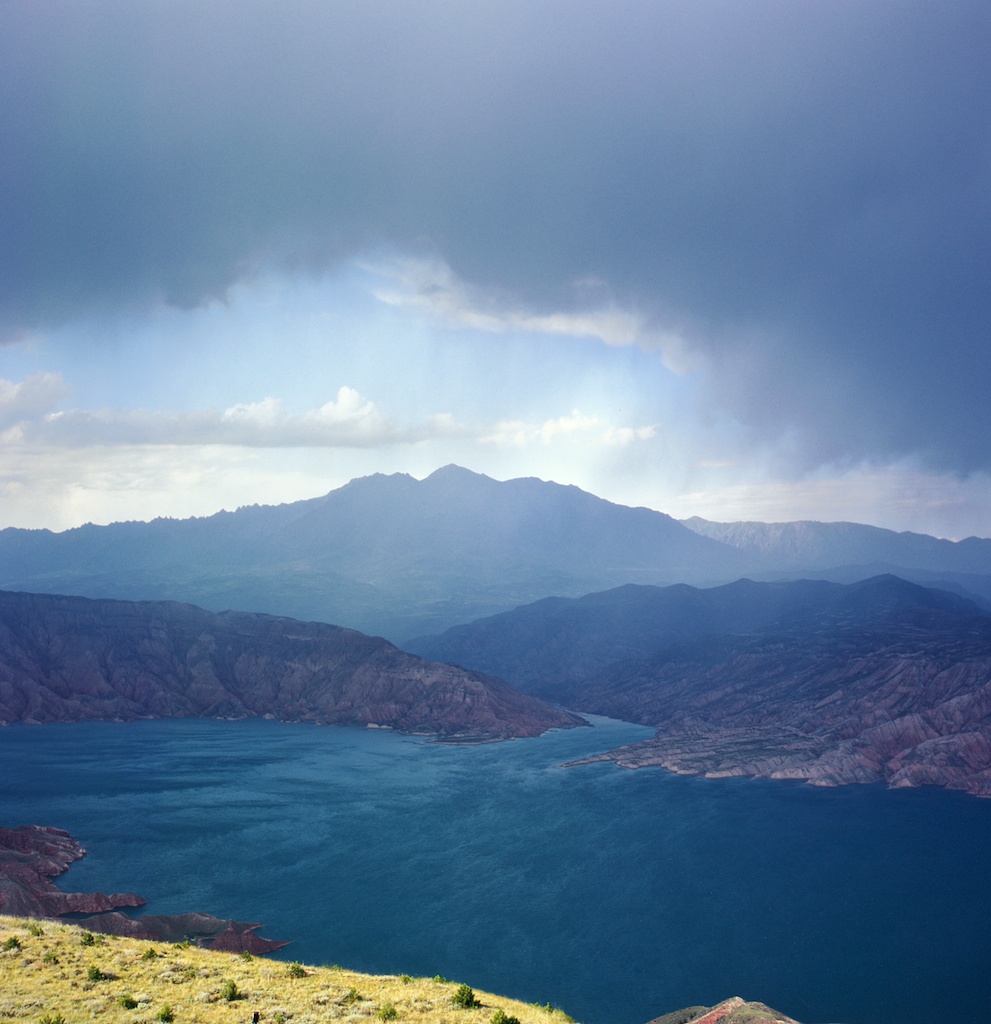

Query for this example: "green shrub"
[220,978,242,1001]
[343,988,363,1004]
[378,1002,399,1020]
[142,946,159,960]
[80,931,96,946]
[274,1015,286,1024]
[491,1011,521,1024]
[42,951,58,964]
[286,960,306,978]
[119,994,139,1009]
[2,936,20,951]
[239,950,253,961]
[157,1005,175,1023]
[87,964,105,981]
[28,923,44,936]
[452,984,480,1009]
[400,973,413,984]
[40,1015,66,1024]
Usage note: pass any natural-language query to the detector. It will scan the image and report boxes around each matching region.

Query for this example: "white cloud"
[19,387,425,450]
[367,256,696,373]
[603,425,658,446]
[0,373,69,431]
[481,409,656,450]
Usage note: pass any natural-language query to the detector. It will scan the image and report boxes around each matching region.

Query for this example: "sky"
[1,0,989,539]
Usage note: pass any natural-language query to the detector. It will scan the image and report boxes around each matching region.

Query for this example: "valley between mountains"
[1,466,990,797]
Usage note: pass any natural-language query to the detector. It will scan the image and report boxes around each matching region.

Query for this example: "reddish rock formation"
[71,910,287,953]
[0,590,583,739]
[648,997,801,1024]
[0,825,144,918]
[565,616,991,796]
[418,575,991,796]
[0,824,285,951]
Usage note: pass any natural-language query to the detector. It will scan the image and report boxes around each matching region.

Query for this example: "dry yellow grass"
[0,916,576,1024]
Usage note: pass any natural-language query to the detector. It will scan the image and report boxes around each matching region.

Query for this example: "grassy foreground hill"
[0,916,575,1024]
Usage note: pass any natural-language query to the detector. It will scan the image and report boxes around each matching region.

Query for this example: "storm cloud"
[2,0,988,476]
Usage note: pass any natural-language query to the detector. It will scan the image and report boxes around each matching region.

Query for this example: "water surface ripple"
[2,717,988,1024]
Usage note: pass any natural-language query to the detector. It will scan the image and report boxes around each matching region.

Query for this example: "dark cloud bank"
[2,0,988,475]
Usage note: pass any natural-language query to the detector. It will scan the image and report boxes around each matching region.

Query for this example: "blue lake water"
[1,716,989,1024]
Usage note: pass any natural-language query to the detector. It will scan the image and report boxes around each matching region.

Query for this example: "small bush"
[343,988,363,1004]
[157,1005,175,1023]
[119,994,139,1009]
[239,949,253,961]
[491,1011,521,1024]
[433,975,447,984]
[220,978,242,1001]
[286,961,306,978]
[142,946,159,960]
[400,973,413,984]
[452,984,480,1009]
[274,1015,286,1024]
[80,931,96,946]
[378,1002,399,1020]
[40,1015,66,1024]
[28,923,44,936]
[42,951,59,964]
[87,964,106,981]
[2,936,21,951]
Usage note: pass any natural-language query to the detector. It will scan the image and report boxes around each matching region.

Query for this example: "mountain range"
[2,465,991,793]
[408,575,991,796]
[0,589,581,738]
[1,465,989,643]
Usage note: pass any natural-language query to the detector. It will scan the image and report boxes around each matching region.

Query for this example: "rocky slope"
[0,590,583,738]
[412,576,991,795]
[0,825,285,951]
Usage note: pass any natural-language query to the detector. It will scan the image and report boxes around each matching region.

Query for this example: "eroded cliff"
[0,590,583,739]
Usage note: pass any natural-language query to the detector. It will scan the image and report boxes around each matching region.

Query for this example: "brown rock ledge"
[0,824,285,952]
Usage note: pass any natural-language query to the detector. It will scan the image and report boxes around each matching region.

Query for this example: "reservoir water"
[1,716,989,1024]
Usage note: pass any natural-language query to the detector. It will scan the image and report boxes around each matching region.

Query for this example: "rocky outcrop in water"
[70,910,287,953]
[0,825,286,951]
[0,825,144,919]
[0,590,583,739]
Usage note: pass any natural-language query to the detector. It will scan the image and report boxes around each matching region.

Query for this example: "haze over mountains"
[1,466,989,644]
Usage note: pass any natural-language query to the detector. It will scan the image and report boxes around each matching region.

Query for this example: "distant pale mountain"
[2,465,989,641]
[680,516,991,571]
[680,515,991,604]
[0,466,744,641]
[0,589,582,738]
[408,575,991,796]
